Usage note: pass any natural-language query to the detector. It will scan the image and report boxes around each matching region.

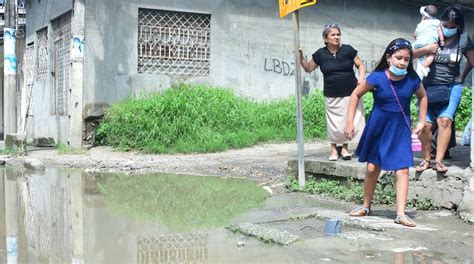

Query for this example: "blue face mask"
[389,65,407,76]
[442,26,458,37]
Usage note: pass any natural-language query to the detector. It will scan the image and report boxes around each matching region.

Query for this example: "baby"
[413,5,444,79]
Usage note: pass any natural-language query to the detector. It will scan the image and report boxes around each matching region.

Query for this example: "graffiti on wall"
[264,58,296,76]
[4,28,17,75]
[71,35,85,60]
[235,40,320,94]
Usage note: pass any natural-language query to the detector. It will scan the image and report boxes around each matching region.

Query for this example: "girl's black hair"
[440,6,465,33]
[373,38,416,75]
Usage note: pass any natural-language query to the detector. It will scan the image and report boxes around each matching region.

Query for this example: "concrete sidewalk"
[231,192,474,263]
[288,144,472,209]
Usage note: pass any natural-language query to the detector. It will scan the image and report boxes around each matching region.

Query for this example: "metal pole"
[292,10,305,187]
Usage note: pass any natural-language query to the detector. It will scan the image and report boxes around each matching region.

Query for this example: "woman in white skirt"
[298,24,366,160]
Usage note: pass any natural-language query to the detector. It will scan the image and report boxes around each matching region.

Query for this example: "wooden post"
[292,10,305,187]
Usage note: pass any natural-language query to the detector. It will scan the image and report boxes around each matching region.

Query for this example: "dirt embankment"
[26,140,328,187]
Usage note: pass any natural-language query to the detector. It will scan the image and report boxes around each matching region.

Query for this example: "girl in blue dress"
[344,38,428,227]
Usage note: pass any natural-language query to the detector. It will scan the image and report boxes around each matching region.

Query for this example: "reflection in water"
[137,233,208,263]
[99,173,269,231]
[0,167,268,263]
[393,251,445,264]
[1,167,83,263]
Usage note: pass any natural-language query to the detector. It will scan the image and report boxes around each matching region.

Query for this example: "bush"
[97,84,328,153]
[96,84,473,154]
[456,88,472,131]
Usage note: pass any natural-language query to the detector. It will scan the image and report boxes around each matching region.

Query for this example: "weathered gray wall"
[82,0,474,107]
[22,0,474,141]
[24,0,73,143]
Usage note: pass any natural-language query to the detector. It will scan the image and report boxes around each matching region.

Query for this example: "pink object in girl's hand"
[411,134,422,152]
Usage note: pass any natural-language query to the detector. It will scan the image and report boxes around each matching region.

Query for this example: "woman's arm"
[461,50,474,83]
[437,26,445,48]
[353,55,366,84]
[412,43,438,58]
[344,80,372,139]
[298,50,318,73]
[413,84,427,135]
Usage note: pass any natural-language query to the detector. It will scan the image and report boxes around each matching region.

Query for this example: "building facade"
[8,0,474,146]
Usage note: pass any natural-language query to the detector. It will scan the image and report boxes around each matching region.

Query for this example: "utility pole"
[3,0,18,139]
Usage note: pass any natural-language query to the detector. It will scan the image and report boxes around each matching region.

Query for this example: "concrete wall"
[83,0,474,110]
[23,0,73,143]
[21,0,474,142]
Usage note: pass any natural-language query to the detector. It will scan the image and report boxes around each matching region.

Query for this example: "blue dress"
[356,70,421,170]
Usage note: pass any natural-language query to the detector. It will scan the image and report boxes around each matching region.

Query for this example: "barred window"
[36,28,48,81]
[138,8,211,75]
[52,13,71,116]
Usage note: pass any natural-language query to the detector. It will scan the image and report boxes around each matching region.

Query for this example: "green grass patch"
[55,143,87,155]
[98,174,269,232]
[97,84,472,154]
[0,147,22,156]
[96,83,327,153]
[285,175,436,210]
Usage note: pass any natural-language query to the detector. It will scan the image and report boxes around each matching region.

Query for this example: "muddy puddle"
[0,166,472,263]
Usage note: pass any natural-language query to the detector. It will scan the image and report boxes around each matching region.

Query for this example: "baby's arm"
[437,25,445,48]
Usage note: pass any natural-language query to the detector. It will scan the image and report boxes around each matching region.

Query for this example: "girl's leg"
[350,163,380,216]
[362,163,381,208]
[395,168,409,215]
[394,168,416,227]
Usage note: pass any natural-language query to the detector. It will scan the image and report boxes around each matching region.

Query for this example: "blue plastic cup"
[324,218,342,236]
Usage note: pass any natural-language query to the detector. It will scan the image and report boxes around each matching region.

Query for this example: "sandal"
[349,206,371,217]
[433,161,448,173]
[328,155,339,161]
[394,215,416,227]
[415,160,431,173]
[341,153,352,160]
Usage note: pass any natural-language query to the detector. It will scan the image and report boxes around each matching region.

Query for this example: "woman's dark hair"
[440,6,464,32]
[373,38,416,75]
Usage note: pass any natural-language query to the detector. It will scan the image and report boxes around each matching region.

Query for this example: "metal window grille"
[36,28,48,81]
[24,45,35,82]
[138,8,211,75]
[53,13,71,116]
[137,233,208,263]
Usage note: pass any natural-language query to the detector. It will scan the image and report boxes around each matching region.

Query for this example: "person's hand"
[412,122,425,136]
[425,43,438,54]
[344,123,354,139]
[292,48,303,55]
